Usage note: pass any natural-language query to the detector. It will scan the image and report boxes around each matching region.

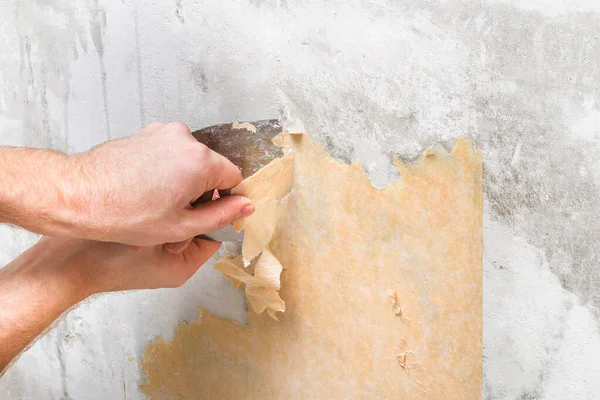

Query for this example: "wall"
[1,0,599,398]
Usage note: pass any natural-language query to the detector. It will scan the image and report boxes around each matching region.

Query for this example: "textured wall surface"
[1,0,599,398]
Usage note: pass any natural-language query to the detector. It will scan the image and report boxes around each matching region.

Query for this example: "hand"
[0,236,221,372]
[0,122,252,247]
[67,122,254,246]
[75,237,223,293]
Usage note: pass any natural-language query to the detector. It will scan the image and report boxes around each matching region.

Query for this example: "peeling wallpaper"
[1,0,599,398]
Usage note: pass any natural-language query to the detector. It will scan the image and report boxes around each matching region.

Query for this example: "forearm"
[0,123,252,246]
[0,234,220,374]
[0,147,90,236]
[0,237,94,373]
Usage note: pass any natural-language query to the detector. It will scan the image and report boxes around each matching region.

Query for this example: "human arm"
[0,235,222,373]
[0,122,254,246]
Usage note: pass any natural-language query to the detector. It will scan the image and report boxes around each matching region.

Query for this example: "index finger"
[202,145,243,191]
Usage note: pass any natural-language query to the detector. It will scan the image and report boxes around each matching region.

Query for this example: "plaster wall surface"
[1,1,599,398]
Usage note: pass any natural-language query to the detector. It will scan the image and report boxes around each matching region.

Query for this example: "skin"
[0,122,254,373]
[0,121,254,246]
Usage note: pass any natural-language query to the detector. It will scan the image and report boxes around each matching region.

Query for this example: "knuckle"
[173,189,189,206]
[189,143,212,166]
[217,211,227,229]
[167,121,191,136]
[145,121,165,131]
[195,143,211,159]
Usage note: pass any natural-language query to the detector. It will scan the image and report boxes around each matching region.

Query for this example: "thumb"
[182,238,222,268]
[166,239,222,287]
[183,195,255,237]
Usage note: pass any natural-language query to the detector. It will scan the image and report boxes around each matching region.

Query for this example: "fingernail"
[240,203,255,218]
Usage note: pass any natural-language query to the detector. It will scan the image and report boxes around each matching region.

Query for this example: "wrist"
[32,237,98,303]
[50,153,95,238]
[34,152,96,240]
[0,148,92,238]
[0,238,95,320]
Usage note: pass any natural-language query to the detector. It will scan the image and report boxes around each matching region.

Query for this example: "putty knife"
[192,119,283,242]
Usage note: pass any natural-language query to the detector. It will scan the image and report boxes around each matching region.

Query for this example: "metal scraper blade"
[197,224,244,243]
[192,119,283,242]
[192,119,283,178]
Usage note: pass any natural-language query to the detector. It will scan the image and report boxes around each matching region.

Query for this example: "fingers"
[164,239,193,254]
[201,147,244,191]
[180,238,222,269]
[160,238,220,287]
[169,120,243,190]
[181,195,254,237]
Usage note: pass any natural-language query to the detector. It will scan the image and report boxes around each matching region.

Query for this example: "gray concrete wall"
[1,0,599,398]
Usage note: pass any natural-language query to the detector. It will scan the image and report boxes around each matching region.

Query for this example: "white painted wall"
[1,0,599,398]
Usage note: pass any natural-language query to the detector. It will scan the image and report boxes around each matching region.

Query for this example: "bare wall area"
[1,0,599,398]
